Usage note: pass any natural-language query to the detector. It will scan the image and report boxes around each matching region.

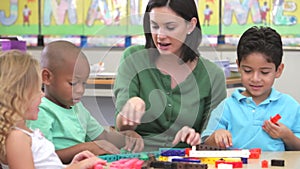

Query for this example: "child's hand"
[119,97,146,126]
[70,150,95,164]
[67,156,106,169]
[121,130,144,153]
[172,126,201,146]
[205,129,232,148]
[262,120,290,139]
[93,140,121,154]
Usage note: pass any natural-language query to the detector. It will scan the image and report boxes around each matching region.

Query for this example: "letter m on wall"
[43,0,77,26]
[223,0,261,25]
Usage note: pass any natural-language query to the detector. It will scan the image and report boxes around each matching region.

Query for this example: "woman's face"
[149,7,190,56]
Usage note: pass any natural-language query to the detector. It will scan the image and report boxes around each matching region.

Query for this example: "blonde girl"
[0,50,105,169]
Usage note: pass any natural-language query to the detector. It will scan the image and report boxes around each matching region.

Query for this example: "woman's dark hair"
[143,0,202,63]
[237,26,283,70]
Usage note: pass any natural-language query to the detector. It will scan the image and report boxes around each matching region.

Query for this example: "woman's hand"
[119,97,146,126]
[173,126,201,146]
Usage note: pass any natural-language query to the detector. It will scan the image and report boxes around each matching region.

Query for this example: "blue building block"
[98,154,118,162]
[171,158,201,163]
[159,148,186,156]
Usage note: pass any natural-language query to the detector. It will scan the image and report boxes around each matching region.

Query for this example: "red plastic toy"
[270,114,281,124]
[261,160,268,168]
[215,160,243,168]
[249,148,261,159]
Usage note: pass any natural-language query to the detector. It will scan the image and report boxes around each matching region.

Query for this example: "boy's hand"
[172,126,200,146]
[93,140,120,154]
[205,129,232,148]
[262,120,290,139]
[121,130,144,153]
[119,97,145,126]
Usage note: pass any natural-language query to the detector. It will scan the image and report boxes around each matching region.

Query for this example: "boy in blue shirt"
[27,40,144,164]
[202,26,300,151]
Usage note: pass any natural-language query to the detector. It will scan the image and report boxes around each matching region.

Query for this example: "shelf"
[87,77,241,85]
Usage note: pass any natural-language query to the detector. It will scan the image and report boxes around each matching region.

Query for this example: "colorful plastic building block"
[159,148,186,156]
[240,157,248,164]
[139,152,149,161]
[215,160,243,168]
[217,163,233,169]
[171,157,201,163]
[150,161,177,169]
[159,156,169,162]
[196,144,226,151]
[270,114,281,124]
[271,159,285,166]
[187,146,250,158]
[110,158,144,169]
[150,161,208,169]
[199,157,223,164]
[176,162,208,169]
[249,148,261,159]
[117,152,141,160]
[98,154,118,162]
[98,151,160,163]
[261,160,268,168]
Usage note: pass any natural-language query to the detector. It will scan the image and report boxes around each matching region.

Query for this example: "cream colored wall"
[274,51,300,102]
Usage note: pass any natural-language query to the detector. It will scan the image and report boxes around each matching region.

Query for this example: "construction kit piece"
[187,146,250,158]
[271,159,285,167]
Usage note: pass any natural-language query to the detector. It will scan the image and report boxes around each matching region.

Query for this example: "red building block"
[261,160,268,168]
[249,148,261,159]
[215,160,243,168]
[270,114,281,124]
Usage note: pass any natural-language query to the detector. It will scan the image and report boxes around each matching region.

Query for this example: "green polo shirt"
[114,45,227,151]
[27,97,104,150]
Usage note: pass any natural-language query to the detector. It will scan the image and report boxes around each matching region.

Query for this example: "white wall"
[274,51,300,102]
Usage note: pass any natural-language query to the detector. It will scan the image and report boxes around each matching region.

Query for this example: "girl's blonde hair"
[0,50,41,161]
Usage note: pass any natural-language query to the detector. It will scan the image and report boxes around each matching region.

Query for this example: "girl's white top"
[1,127,64,169]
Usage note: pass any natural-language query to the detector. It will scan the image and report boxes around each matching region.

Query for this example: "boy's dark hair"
[143,0,202,63]
[237,26,283,70]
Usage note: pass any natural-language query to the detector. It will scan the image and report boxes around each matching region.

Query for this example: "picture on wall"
[0,0,39,35]
[0,0,299,37]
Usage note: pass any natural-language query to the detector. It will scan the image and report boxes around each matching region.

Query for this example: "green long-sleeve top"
[113,45,227,151]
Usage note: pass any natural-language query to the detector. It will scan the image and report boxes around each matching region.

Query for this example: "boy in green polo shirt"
[27,40,144,164]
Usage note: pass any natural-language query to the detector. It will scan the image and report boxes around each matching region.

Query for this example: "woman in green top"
[114,0,227,151]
